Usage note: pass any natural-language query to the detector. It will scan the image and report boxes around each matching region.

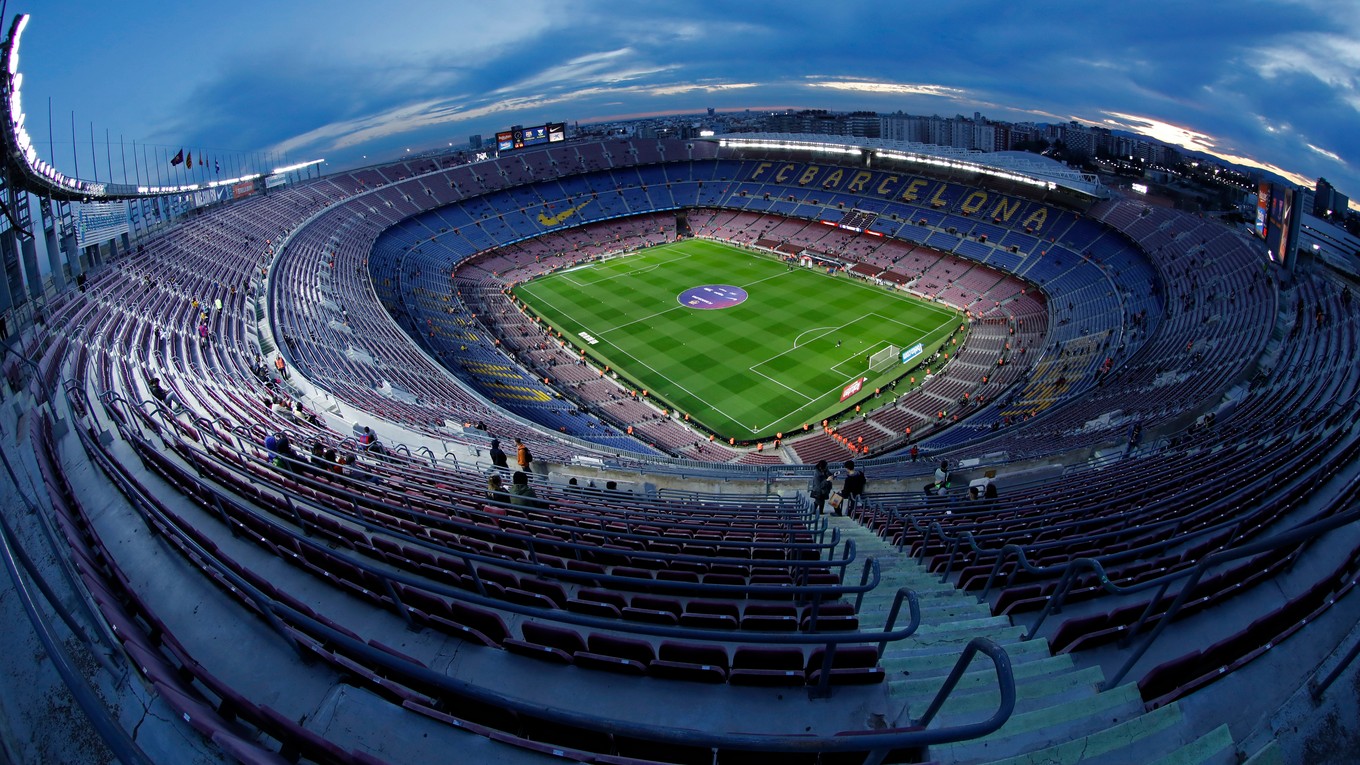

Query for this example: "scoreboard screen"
[496,122,565,152]
[1254,182,1270,239]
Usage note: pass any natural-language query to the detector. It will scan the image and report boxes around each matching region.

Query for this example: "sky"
[14,0,1360,209]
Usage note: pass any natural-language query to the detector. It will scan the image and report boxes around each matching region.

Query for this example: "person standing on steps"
[809,460,832,515]
[840,460,867,516]
[488,439,508,469]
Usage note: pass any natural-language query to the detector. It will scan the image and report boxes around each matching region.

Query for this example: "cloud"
[805,79,968,99]
[493,48,673,94]
[269,78,761,155]
[1094,111,1315,186]
[640,82,760,97]
[1306,143,1345,164]
[1252,33,1360,95]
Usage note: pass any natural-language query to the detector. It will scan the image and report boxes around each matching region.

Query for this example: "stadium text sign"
[900,342,924,364]
[840,377,867,402]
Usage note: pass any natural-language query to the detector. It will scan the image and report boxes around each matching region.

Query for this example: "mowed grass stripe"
[517,240,962,440]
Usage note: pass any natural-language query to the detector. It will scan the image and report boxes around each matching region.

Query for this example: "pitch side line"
[830,273,960,322]
[748,366,816,402]
[603,343,760,433]
[567,248,696,287]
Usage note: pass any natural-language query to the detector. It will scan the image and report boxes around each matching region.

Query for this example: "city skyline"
[14,1,1360,207]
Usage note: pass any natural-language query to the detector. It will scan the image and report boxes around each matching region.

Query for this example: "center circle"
[678,285,748,310]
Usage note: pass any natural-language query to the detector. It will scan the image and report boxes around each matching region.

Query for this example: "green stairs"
[831,515,1242,764]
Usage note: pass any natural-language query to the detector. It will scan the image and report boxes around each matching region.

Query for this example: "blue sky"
[16,0,1360,207]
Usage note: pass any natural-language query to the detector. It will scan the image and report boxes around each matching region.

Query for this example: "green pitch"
[514,239,963,441]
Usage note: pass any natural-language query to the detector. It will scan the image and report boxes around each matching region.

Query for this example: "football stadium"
[1,9,1360,765]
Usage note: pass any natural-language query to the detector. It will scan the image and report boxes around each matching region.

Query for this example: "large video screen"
[1264,184,1295,265]
[496,122,565,152]
[1254,181,1270,239]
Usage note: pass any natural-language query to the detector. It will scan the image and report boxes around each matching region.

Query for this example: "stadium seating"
[5,135,1359,765]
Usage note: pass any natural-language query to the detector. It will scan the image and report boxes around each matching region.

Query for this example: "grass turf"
[514,239,963,441]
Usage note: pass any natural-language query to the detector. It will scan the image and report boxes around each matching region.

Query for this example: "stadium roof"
[706,133,1103,198]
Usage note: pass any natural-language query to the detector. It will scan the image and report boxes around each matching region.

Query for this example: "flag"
[170,149,184,166]
[215,159,220,174]
[186,151,193,169]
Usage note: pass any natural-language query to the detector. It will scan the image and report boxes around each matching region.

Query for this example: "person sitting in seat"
[146,376,184,414]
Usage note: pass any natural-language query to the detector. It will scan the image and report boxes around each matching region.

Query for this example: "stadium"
[1,10,1359,765]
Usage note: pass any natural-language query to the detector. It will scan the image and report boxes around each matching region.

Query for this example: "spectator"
[275,355,289,380]
[509,470,545,508]
[358,426,386,458]
[487,473,508,504]
[515,437,533,471]
[309,441,330,473]
[146,376,184,414]
[266,433,299,472]
[840,460,867,516]
[271,398,294,420]
[488,439,508,469]
[295,402,320,426]
[925,459,951,494]
[809,460,832,514]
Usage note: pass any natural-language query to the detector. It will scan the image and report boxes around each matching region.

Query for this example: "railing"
[76,405,1020,761]
[889,421,1350,591]
[98,391,888,641]
[0,340,154,763]
[1099,473,1360,691]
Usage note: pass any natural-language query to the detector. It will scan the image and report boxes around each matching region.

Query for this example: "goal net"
[869,344,900,373]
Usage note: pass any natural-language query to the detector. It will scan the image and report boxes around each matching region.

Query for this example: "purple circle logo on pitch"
[679,285,748,310]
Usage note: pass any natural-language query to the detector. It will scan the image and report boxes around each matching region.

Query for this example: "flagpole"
[89,121,98,183]
[105,128,114,184]
[47,96,55,179]
[132,139,141,186]
[119,134,127,184]
[70,111,79,178]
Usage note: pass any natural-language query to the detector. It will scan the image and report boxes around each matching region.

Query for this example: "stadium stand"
[4,134,1360,765]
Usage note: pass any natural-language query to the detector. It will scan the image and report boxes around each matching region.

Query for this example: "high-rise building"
[1315,178,1349,220]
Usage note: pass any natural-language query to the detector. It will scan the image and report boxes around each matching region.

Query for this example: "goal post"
[869,344,900,373]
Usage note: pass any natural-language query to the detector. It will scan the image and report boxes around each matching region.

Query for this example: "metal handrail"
[102,406,891,646]
[1100,473,1360,690]
[76,414,1018,760]
[111,387,817,536]
[0,500,154,765]
[895,422,1348,591]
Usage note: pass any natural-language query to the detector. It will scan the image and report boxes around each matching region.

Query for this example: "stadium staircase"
[828,515,1239,765]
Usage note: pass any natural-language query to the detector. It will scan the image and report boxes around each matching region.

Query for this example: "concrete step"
[889,653,1078,697]
[1240,740,1283,765]
[858,598,993,623]
[889,664,1105,721]
[882,635,1054,678]
[927,682,1147,762]
[882,624,1029,657]
[1148,724,1237,765]
[954,701,1200,765]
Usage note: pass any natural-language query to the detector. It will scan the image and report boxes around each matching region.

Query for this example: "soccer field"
[514,239,963,441]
